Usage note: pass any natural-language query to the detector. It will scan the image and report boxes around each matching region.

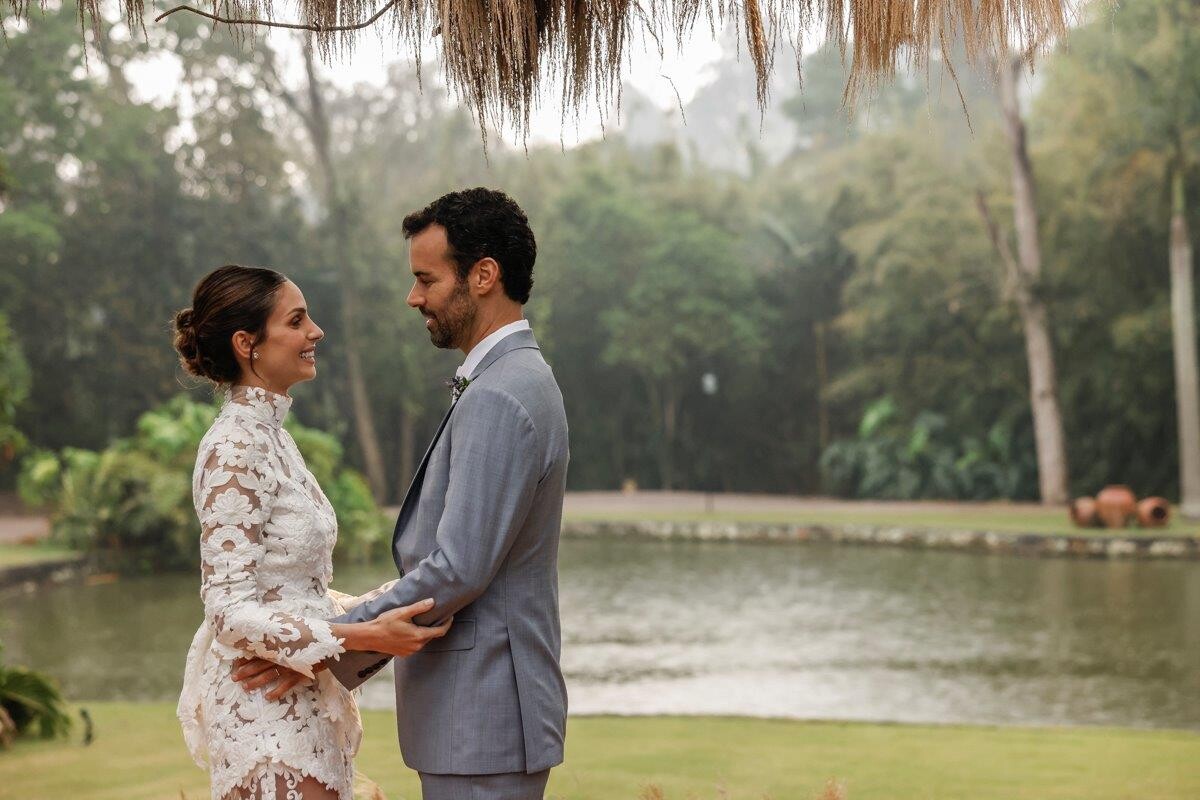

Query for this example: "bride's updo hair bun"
[172,264,287,385]
[173,307,200,368]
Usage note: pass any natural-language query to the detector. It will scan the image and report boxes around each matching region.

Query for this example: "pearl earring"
[252,352,260,360]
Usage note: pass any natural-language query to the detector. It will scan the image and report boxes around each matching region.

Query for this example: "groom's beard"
[425,279,476,349]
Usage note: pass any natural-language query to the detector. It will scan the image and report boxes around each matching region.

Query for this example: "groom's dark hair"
[402,188,536,304]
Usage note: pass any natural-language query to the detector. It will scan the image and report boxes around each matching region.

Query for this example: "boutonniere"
[447,375,471,402]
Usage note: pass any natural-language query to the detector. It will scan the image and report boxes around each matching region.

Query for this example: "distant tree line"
[1,0,1197,504]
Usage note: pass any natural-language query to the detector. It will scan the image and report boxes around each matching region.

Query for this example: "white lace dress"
[177,386,368,800]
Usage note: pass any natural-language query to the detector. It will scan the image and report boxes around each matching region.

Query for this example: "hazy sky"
[128,22,730,148]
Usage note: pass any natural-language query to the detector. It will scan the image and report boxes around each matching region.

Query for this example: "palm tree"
[1045,0,1200,515]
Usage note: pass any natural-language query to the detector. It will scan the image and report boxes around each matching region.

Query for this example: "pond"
[3,538,1199,730]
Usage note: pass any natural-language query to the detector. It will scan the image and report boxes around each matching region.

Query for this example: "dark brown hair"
[402,187,536,304]
[173,264,287,385]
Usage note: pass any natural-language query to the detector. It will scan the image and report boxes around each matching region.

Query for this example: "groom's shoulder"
[480,345,557,391]
[470,350,563,421]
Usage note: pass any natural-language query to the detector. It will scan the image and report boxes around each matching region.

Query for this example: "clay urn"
[1068,496,1099,528]
[1136,497,1171,528]
[1095,485,1137,528]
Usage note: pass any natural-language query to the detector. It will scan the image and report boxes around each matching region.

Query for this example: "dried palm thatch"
[17,0,1069,137]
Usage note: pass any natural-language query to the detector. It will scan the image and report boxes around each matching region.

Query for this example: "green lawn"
[0,541,82,568]
[3,703,1198,799]
[564,507,1200,538]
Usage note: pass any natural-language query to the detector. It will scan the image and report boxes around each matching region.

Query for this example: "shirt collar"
[457,319,531,380]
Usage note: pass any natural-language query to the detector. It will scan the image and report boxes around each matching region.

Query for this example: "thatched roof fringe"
[16,0,1070,138]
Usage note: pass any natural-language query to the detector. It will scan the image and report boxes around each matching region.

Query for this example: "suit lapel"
[393,402,455,542]
[391,329,543,551]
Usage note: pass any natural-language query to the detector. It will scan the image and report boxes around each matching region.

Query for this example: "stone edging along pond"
[3,520,1196,591]
[561,519,1200,560]
[0,555,90,591]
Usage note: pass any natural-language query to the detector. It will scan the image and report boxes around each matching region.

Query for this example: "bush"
[0,643,71,747]
[820,397,1038,500]
[19,394,389,571]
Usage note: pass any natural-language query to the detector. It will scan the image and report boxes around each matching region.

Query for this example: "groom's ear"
[471,257,502,296]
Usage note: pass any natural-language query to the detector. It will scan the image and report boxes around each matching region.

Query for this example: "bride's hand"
[232,657,317,700]
[367,598,453,657]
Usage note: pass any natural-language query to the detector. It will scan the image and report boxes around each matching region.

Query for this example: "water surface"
[4,538,1198,729]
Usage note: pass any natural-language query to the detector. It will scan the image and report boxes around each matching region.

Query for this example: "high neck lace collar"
[223,385,292,427]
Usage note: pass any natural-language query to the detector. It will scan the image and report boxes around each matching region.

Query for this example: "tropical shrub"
[820,397,1039,500]
[18,394,388,571]
[0,643,71,747]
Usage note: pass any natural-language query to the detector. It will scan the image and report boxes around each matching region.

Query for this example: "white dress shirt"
[456,319,531,381]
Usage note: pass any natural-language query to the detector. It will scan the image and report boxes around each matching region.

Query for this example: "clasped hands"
[233,597,452,700]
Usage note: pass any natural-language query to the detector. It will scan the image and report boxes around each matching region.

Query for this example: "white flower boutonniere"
[447,375,471,403]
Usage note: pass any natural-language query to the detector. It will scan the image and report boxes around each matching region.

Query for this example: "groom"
[240,188,570,798]
[338,188,569,798]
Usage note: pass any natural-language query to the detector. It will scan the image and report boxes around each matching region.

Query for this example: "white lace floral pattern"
[178,386,361,800]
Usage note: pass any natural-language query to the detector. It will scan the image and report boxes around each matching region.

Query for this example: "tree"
[0,8,314,452]
[260,42,389,500]
[1035,0,1200,510]
[599,147,763,489]
[976,49,1070,505]
[806,128,1040,497]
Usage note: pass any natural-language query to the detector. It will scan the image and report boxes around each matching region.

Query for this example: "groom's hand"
[232,657,323,701]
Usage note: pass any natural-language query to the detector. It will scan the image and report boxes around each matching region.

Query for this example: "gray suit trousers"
[418,769,550,800]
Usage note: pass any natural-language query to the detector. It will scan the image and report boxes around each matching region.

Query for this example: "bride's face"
[235,280,324,393]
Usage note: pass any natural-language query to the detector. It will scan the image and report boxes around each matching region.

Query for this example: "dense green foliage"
[0,643,71,746]
[1,1,1198,502]
[821,398,1037,500]
[19,395,387,570]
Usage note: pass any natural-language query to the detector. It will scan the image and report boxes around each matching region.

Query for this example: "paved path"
[0,490,1057,544]
[562,491,1049,516]
[0,514,50,544]
[379,490,1050,522]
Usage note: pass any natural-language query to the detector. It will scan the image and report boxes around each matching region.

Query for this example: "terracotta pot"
[1095,484,1137,528]
[1068,496,1099,528]
[1136,497,1171,528]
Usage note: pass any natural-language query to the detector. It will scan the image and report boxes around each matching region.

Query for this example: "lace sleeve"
[196,430,344,678]
[328,580,400,614]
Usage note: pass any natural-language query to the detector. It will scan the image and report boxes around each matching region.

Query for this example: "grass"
[563,507,1200,538]
[2,703,1198,799]
[0,541,82,568]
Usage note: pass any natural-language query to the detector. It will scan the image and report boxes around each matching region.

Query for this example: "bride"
[172,264,450,800]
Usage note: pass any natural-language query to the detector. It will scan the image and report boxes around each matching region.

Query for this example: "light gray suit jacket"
[329,329,569,776]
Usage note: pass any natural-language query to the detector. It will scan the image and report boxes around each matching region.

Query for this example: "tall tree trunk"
[1169,166,1200,517]
[611,414,627,488]
[647,379,676,490]
[661,383,677,491]
[92,27,133,101]
[395,404,417,503]
[295,44,388,500]
[815,320,831,454]
[996,53,1070,505]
